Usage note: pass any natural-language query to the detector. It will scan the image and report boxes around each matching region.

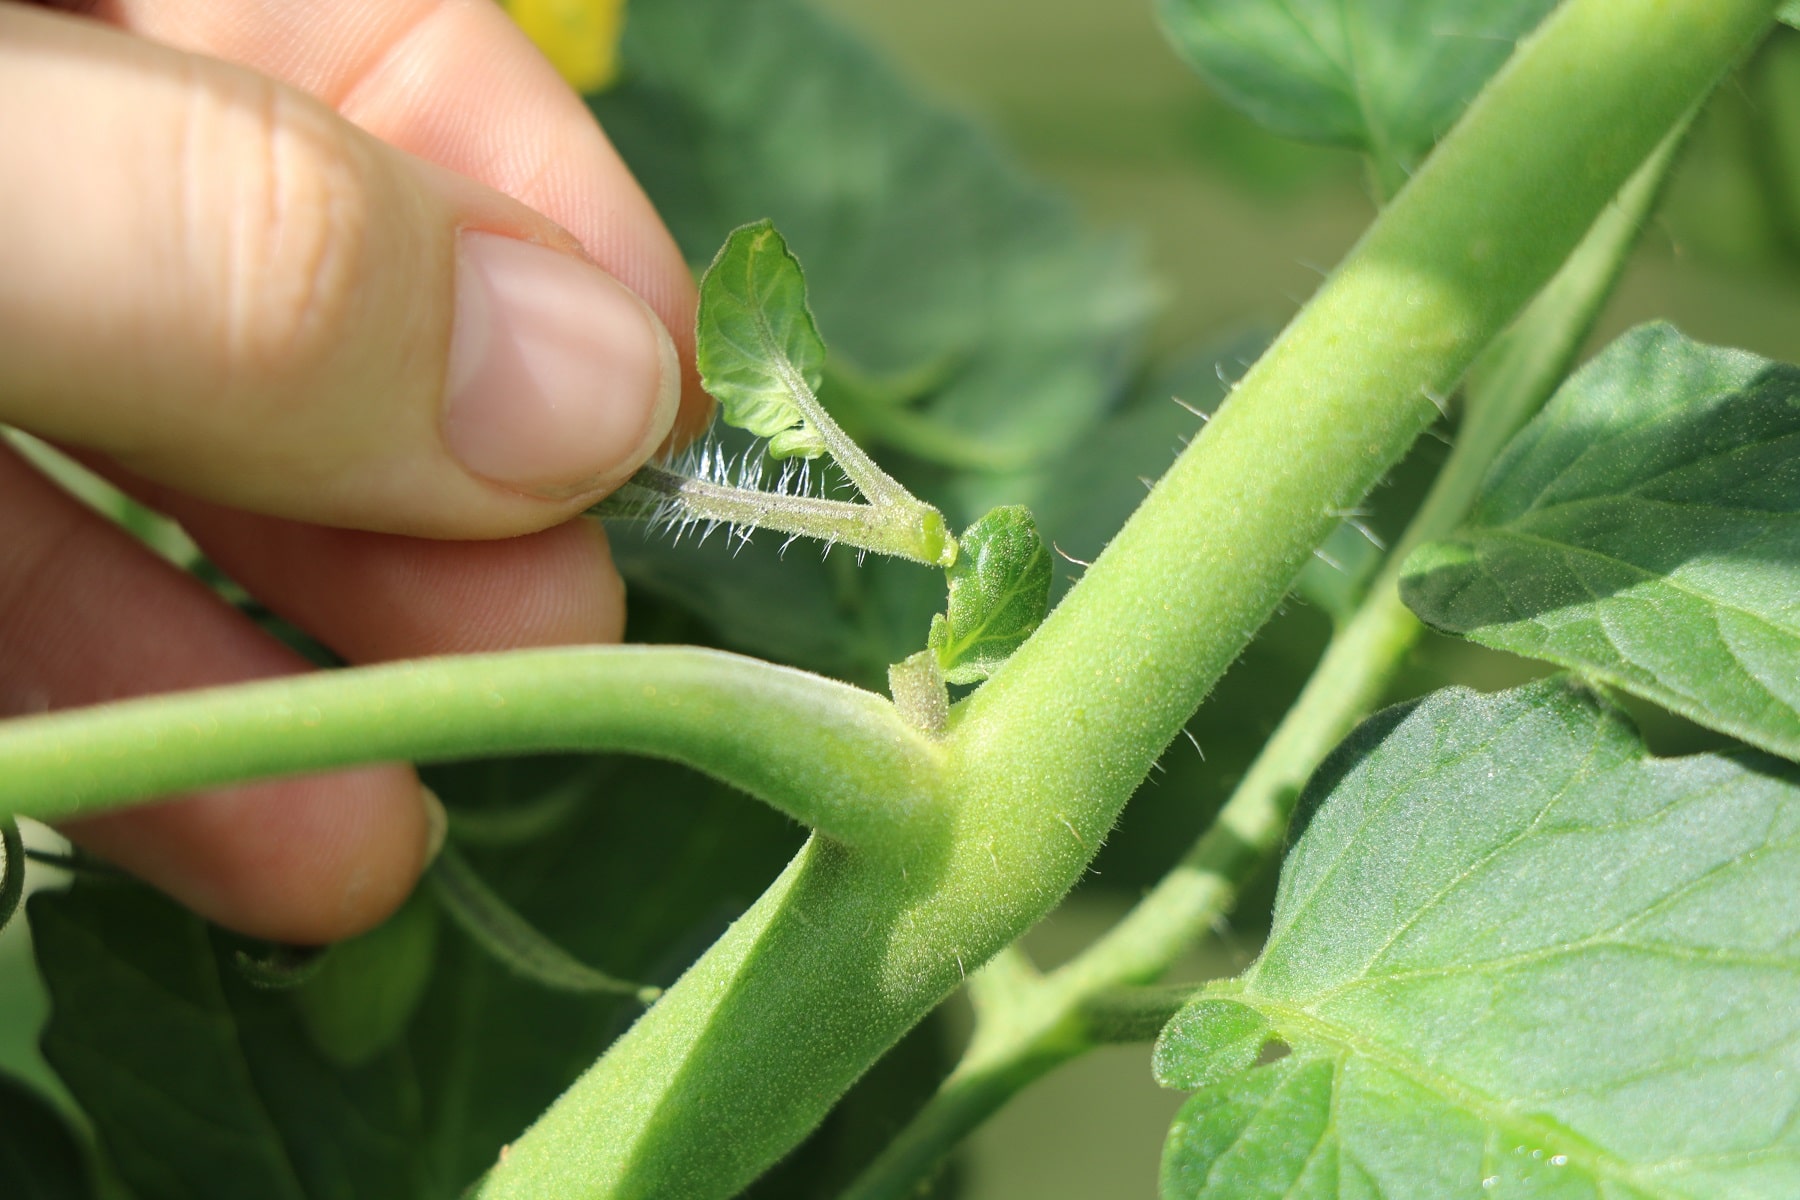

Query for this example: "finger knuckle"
[181,72,375,390]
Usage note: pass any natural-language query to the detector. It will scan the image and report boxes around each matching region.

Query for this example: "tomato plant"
[2,0,1798,1197]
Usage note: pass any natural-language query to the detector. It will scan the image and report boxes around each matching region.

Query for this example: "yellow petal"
[502,0,628,94]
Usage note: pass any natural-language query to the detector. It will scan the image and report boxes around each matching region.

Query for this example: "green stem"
[602,464,955,567]
[488,6,1766,1197]
[0,647,944,852]
[839,112,1694,1200]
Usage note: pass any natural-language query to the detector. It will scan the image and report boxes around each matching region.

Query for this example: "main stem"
[840,114,1691,1200]
[483,3,1774,1197]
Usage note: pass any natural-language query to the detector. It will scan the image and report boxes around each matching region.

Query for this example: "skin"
[0,0,707,944]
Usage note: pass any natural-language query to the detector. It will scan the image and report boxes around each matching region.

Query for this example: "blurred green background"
[5,3,1799,1197]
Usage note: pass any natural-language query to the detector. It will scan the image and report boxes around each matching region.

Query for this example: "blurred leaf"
[503,0,626,92]
[0,1070,96,1200]
[294,889,439,1069]
[1402,324,1800,761]
[696,221,830,460]
[1158,678,1800,1198]
[31,881,436,1200]
[593,0,1152,479]
[1155,0,1558,184]
[929,506,1051,685]
[1783,2,1799,30]
[407,755,815,1190]
[429,845,657,1002]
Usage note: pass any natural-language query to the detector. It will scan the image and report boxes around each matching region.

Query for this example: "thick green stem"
[0,647,943,851]
[838,102,1697,1200]
[476,5,1772,1199]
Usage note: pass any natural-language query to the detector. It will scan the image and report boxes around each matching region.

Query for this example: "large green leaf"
[0,1071,96,1199]
[1401,324,1800,761]
[1156,678,1800,1198]
[1155,0,1558,183]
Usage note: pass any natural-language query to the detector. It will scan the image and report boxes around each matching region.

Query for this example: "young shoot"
[597,221,956,568]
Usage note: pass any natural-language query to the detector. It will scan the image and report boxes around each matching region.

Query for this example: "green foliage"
[695,220,830,459]
[31,880,436,1200]
[1403,324,1800,760]
[428,844,658,1002]
[0,1,1791,1198]
[294,888,439,1068]
[0,1071,95,1199]
[1157,678,1800,1198]
[592,0,1152,492]
[1155,0,1559,185]
[928,506,1052,685]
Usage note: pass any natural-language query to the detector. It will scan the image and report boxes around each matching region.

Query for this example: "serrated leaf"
[1401,323,1800,761]
[1159,678,1800,1199]
[1155,0,1558,182]
[928,506,1051,685]
[0,1070,96,1199]
[696,220,829,460]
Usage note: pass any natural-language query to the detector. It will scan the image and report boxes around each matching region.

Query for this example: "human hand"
[0,0,706,943]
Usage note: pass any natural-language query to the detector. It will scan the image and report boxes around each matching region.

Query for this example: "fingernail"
[445,232,679,497]
[420,786,448,867]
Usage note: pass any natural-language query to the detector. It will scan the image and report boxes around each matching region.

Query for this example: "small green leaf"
[1160,678,1800,1198]
[928,506,1052,685]
[696,220,830,460]
[1782,2,1799,30]
[1155,0,1558,183]
[1401,323,1800,761]
[0,1071,96,1199]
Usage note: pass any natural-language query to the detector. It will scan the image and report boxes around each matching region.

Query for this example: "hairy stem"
[0,647,944,851]
[839,109,1695,1200]
[602,464,955,567]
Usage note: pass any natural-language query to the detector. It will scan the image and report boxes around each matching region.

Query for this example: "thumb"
[0,7,681,538]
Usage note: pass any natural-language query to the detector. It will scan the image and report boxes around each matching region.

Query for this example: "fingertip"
[63,764,434,944]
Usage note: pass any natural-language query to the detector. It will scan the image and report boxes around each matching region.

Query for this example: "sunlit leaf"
[1156,0,1559,183]
[1402,323,1800,761]
[696,221,830,460]
[1158,678,1800,1198]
